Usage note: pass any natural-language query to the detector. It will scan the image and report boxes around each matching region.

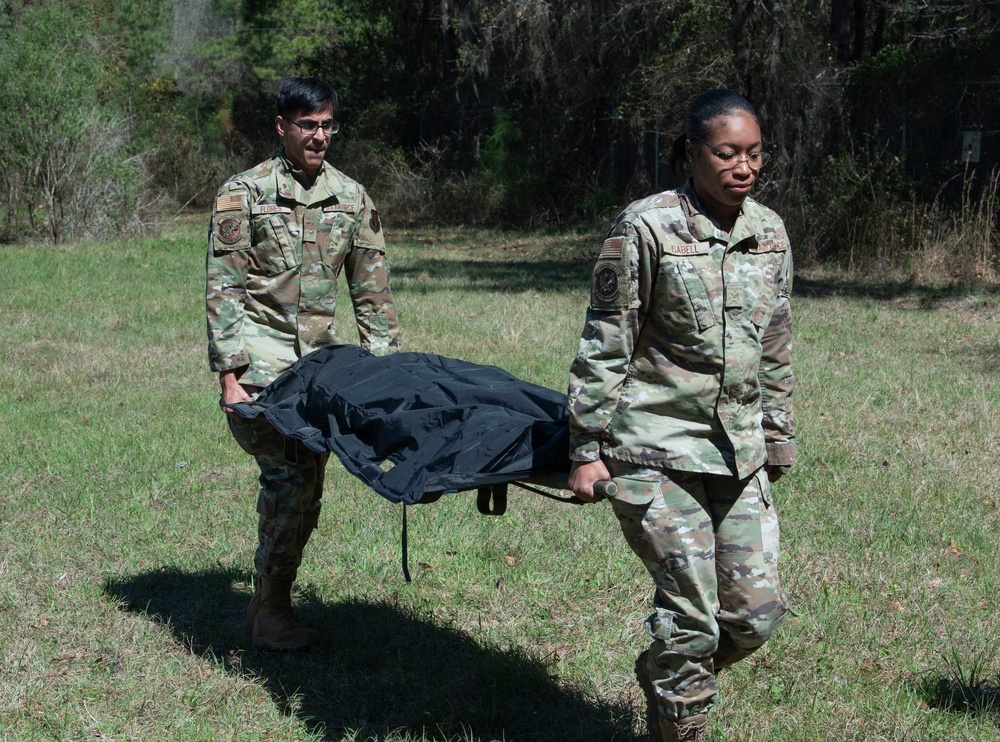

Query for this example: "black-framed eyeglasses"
[284,117,341,136]
[691,137,770,169]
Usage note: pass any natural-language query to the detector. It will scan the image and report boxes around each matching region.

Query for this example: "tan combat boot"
[244,576,320,650]
[636,651,709,742]
[658,713,708,742]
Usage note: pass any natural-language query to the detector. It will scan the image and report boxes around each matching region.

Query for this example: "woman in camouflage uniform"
[567,89,795,742]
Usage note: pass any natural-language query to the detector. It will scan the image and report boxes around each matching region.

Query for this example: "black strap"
[401,503,411,583]
[513,481,585,505]
[476,483,508,515]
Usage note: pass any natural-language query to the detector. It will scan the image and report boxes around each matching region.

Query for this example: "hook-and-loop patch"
[591,236,629,310]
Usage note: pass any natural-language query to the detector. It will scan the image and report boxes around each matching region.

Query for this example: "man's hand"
[568,459,612,503]
[219,369,252,417]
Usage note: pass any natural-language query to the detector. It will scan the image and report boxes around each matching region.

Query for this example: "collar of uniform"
[679,179,759,248]
[729,204,760,247]
[274,150,340,206]
[678,180,727,242]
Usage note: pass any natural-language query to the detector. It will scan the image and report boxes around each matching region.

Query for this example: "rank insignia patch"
[217,215,243,245]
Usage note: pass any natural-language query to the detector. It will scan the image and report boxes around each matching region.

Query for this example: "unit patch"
[594,263,623,305]
[369,209,381,234]
[216,215,243,245]
[591,236,629,309]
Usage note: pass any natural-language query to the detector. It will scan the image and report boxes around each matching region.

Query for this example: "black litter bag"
[230,345,570,505]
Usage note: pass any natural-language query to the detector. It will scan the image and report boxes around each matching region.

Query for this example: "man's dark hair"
[276,77,338,118]
[669,88,759,175]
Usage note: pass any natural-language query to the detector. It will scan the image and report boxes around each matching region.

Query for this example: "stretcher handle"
[593,480,618,498]
[513,473,618,504]
[477,477,618,515]
[524,471,618,499]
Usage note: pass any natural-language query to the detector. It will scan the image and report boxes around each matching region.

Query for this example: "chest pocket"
[318,209,356,267]
[656,248,718,333]
[252,213,301,275]
[744,240,788,329]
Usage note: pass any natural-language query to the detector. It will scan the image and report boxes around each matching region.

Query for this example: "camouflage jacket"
[567,181,795,480]
[206,152,401,386]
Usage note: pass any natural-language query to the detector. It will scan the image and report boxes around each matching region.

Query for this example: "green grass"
[2,217,1000,740]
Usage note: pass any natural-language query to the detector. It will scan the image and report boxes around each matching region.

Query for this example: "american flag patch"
[216,194,243,212]
[599,236,625,259]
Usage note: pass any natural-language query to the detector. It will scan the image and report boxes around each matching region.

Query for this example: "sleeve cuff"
[209,349,250,372]
[569,438,602,462]
[766,441,796,467]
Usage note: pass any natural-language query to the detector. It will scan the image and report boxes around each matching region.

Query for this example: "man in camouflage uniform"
[206,77,401,650]
[567,89,794,740]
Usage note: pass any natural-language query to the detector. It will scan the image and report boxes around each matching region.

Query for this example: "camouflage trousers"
[607,462,787,721]
[228,414,330,581]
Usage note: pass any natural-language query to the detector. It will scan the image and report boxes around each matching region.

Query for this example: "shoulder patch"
[599,236,624,259]
[215,215,244,246]
[216,194,243,212]
[354,192,386,251]
[591,237,630,310]
[594,263,623,304]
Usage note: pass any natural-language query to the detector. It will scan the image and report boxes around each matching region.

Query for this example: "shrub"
[792,135,999,284]
[0,0,154,242]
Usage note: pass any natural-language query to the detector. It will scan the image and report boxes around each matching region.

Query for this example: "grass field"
[2,216,1000,741]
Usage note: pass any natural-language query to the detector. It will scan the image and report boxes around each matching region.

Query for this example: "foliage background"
[0,0,998,266]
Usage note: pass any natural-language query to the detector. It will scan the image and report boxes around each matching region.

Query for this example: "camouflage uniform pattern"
[611,461,787,721]
[207,152,401,580]
[207,151,401,387]
[228,414,329,579]
[567,180,795,480]
[566,181,794,721]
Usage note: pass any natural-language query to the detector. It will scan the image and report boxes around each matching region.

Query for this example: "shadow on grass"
[794,274,1000,302]
[392,256,1000,302]
[392,258,594,295]
[104,566,640,742]
[914,672,1000,724]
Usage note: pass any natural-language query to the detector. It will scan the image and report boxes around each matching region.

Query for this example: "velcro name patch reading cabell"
[591,236,629,310]
[665,243,710,256]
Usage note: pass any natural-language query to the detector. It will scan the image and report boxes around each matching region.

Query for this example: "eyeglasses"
[284,117,341,136]
[691,137,770,169]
